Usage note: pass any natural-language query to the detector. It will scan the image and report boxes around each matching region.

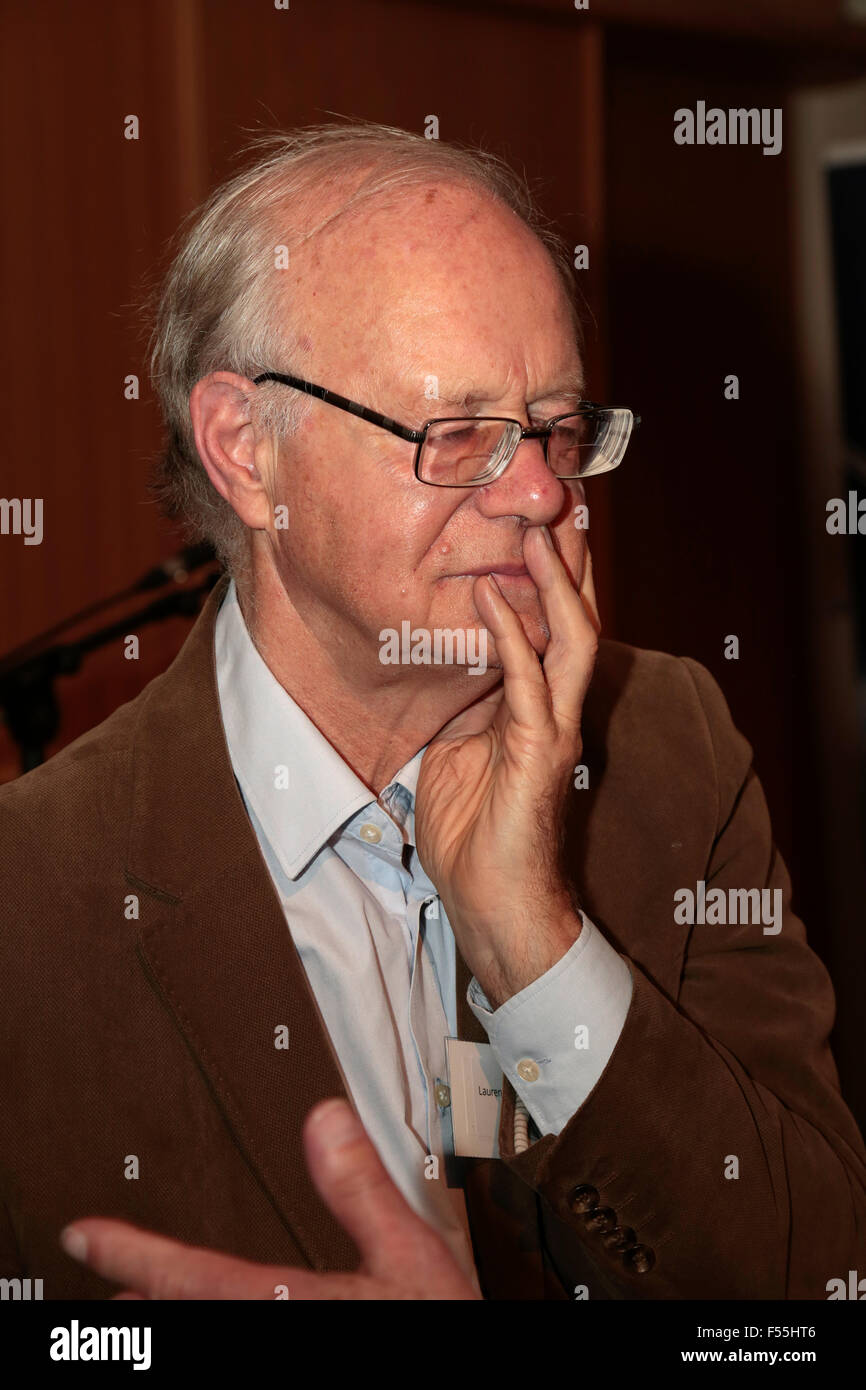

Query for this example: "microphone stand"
[0,542,216,677]
[0,572,220,774]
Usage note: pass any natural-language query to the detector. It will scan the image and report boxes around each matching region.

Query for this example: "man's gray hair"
[147,121,580,581]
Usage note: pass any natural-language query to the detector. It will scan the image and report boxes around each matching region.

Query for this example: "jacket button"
[602,1225,636,1252]
[623,1244,656,1274]
[584,1206,617,1235]
[568,1184,599,1214]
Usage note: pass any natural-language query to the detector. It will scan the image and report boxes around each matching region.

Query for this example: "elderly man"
[1,122,864,1302]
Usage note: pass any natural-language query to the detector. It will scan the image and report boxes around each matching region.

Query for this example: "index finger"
[61,1219,298,1300]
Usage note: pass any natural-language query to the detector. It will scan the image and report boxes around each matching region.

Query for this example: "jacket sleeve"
[496,655,866,1299]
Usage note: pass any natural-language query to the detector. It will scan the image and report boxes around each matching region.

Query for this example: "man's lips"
[450,563,530,577]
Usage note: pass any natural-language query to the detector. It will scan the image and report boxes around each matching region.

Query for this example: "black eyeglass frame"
[252,369,640,486]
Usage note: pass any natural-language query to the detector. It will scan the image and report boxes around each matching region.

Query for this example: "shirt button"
[359,823,382,844]
[603,1224,636,1252]
[623,1244,656,1275]
[569,1184,600,1214]
[516,1058,540,1083]
[584,1206,617,1235]
[434,1083,451,1108]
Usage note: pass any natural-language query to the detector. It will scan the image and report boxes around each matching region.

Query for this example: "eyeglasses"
[253,370,640,488]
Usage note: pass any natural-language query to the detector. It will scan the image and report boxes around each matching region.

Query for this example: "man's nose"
[473,436,566,525]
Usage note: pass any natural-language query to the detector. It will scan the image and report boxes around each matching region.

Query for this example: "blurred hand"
[60,1098,481,1300]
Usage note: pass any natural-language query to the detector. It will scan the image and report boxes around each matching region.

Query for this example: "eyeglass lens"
[417,411,630,486]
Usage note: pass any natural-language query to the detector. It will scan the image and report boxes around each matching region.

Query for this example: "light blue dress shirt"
[213,580,633,1285]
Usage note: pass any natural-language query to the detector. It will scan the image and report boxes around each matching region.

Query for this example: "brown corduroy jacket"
[1,574,865,1300]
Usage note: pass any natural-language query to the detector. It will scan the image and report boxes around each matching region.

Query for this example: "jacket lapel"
[128,575,358,1271]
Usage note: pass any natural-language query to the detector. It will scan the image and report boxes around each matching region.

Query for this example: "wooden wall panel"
[0,0,209,777]
[444,0,866,46]
[602,23,866,1118]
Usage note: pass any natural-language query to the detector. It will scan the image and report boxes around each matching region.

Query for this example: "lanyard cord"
[513,1094,531,1154]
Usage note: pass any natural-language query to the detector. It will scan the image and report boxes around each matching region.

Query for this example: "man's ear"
[189,371,275,531]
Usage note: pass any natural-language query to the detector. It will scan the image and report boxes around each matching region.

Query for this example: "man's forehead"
[294,185,585,415]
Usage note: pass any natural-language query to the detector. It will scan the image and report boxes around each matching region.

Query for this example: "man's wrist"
[471,898,583,1010]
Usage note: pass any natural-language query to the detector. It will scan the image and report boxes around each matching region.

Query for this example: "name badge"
[445,1037,504,1159]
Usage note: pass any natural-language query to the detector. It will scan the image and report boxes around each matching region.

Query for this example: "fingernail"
[487,573,503,596]
[60,1227,88,1262]
[309,1099,361,1147]
[540,525,554,548]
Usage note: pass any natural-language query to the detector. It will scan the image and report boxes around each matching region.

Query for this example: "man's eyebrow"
[401,374,587,416]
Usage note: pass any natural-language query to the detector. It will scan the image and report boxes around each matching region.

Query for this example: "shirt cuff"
[466,912,633,1136]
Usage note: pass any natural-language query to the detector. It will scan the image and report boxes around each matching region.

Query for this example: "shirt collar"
[214,579,426,879]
